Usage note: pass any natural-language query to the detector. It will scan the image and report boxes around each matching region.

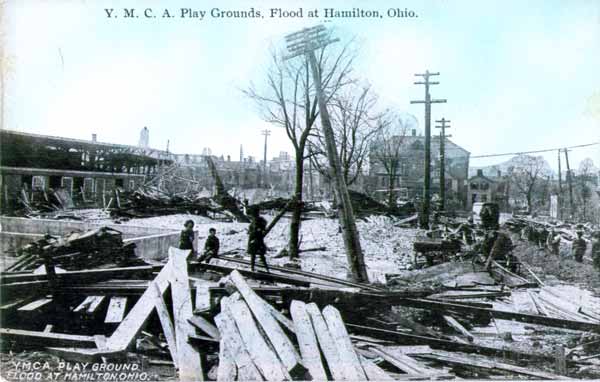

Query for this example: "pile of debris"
[14,188,76,218]
[1,245,599,380]
[6,227,144,272]
[349,190,416,218]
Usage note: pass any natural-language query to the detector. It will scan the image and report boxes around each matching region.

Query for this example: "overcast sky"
[4,0,600,171]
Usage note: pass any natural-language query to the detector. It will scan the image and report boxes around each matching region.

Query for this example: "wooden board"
[305,302,348,381]
[216,338,237,382]
[17,298,53,312]
[443,316,474,341]
[229,270,303,376]
[151,282,178,368]
[194,284,211,313]
[0,328,96,347]
[322,305,367,381]
[73,296,100,313]
[188,315,220,340]
[214,305,263,381]
[105,297,127,324]
[106,261,173,351]
[169,248,204,381]
[228,299,291,381]
[290,300,327,381]
[359,355,394,381]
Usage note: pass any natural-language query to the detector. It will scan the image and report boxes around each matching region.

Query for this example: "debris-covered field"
[1,208,600,381]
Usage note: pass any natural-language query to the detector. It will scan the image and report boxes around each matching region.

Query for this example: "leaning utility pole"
[435,118,451,211]
[411,71,446,229]
[557,149,563,219]
[285,25,369,282]
[261,129,271,186]
[564,148,575,218]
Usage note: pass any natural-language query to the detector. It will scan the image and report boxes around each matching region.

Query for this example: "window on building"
[95,178,105,194]
[49,176,61,189]
[83,178,94,198]
[32,176,45,191]
[129,180,135,190]
[481,194,488,202]
[62,177,73,195]
[481,182,490,190]
[470,182,479,190]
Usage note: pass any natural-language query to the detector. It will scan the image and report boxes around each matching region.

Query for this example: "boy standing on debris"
[198,228,220,263]
[572,230,587,263]
[179,220,196,254]
[247,206,270,273]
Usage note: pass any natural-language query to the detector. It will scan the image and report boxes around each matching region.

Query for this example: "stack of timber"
[5,226,144,272]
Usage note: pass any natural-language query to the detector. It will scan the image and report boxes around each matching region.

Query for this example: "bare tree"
[310,84,384,187]
[244,44,355,259]
[371,113,410,209]
[508,155,550,214]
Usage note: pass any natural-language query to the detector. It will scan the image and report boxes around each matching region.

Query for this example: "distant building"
[369,130,470,208]
[467,169,510,210]
[0,129,170,212]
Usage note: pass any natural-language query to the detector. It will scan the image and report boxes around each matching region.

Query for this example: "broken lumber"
[227,299,291,381]
[169,248,204,381]
[73,296,105,315]
[216,338,237,382]
[290,300,327,381]
[105,261,173,350]
[105,297,127,324]
[214,301,263,381]
[17,298,53,312]
[151,282,178,368]
[188,315,220,340]
[416,350,572,380]
[0,328,96,348]
[359,355,395,381]
[229,270,304,376]
[322,305,367,380]
[305,302,349,381]
[443,316,474,342]
[197,262,310,287]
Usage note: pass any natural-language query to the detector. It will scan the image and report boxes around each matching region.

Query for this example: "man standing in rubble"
[592,231,600,271]
[484,230,514,270]
[571,229,587,263]
[247,206,270,273]
[546,228,561,256]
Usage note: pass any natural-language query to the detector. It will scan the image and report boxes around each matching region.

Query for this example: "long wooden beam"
[0,266,154,285]
[0,328,96,348]
[399,298,600,332]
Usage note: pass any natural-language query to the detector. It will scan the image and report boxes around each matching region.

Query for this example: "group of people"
[177,205,271,273]
[520,223,600,271]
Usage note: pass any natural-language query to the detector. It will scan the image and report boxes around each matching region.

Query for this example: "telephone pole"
[261,129,271,187]
[564,148,575,218]
[285,25,369,282]
[411,71,447,229]
[557,149,562,219]
[435,118,451,211]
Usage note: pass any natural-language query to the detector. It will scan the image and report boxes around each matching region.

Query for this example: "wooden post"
[564,148,574,218]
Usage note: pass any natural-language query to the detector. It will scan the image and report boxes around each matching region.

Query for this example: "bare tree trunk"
[388,175,395,211]
[289,153,304,259]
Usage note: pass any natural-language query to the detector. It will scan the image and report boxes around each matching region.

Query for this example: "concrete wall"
[0,216,166,238]
[124,230,197,261]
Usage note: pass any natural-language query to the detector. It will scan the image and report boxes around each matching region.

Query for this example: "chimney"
[412,129,416,137]
[477,169,483,177]
[227,155,231,162]
[91,133,97,142]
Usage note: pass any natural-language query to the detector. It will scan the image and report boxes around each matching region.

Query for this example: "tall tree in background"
[576,157,596,220]
[508,155,550,214]
[371,113,410,210]
[310,84,384,187]
[244,44,355,259]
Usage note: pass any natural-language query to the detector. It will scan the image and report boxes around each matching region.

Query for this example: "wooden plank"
[216,339,237,382]
[194,284,211,313]
[0,328,96,347]
[187,315,220,340]
[416,351,572,380]
[106,261,173,351]
[305,302,348,380]
[443,316,474,342]
[265,300,295,333]
[17,298,52,312]
[290,300,327,381]
[0,265,154,284]
[399,298,600,332]
[359,355,395,381]
[369,347,424,375]
[169,248,204,381]
[105,297,127,324]
[322,305,367,380]
[73,296,105,314]
[200,263,310,287]
[214,304,263,381]
[44,325,53,333]
[151,282,178,368]
[228,299,291,381]
[229,270,303,376]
